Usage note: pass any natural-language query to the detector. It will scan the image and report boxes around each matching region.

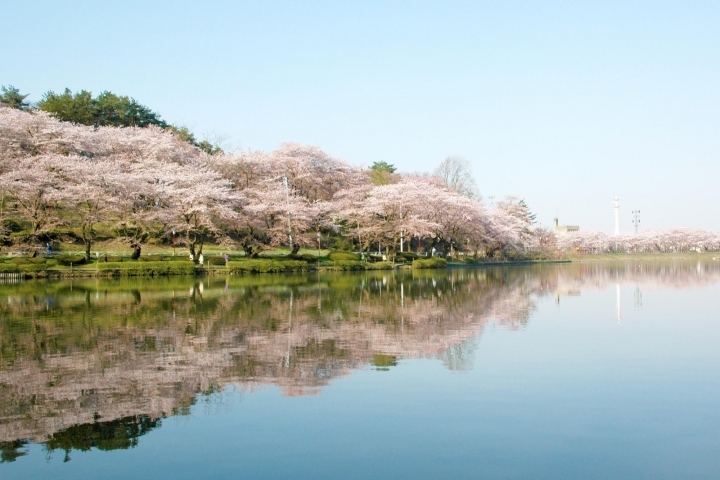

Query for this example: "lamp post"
[172,230,176,256]
[317,231,321,262]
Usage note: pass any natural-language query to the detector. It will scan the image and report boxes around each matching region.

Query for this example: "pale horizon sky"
[3,1,719,232]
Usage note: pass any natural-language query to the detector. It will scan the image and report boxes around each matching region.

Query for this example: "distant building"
[553,218,579,235]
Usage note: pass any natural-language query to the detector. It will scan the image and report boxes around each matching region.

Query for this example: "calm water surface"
[1,262,719,479]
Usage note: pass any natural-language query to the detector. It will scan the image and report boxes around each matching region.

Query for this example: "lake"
[1,261,719,479]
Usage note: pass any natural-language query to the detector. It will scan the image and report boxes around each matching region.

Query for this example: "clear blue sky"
[3,1,719,232]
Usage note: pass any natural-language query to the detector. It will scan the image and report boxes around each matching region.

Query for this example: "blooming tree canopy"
[2,105,716,259]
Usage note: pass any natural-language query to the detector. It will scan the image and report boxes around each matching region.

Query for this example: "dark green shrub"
[97,261,196,276]
[0,264,20,273]
[139,255,174,262]
[159,255,193,262]
[331,235,356,251]
[328,250,360,261]
[227,259,308,273]
[367,261,394,270]
[44,228,79,240]
[21,264,50,272]
[412,258,447,269]
[502,248,521,260]
[56,255,87,266]
[286,253,317,262]
[9,257,31,265]
[0,263,51,273]
[207,256,228,266]
[397,251,419,260]
[2,219,24,233]
[27,257,48,264]
[329,260,366,271]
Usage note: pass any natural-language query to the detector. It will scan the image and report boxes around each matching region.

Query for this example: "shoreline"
[1,253,718,280]
[446,259,571,268]
[567,252,720,263]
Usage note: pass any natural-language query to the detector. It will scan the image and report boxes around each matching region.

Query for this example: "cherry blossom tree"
[51,155,120,259]
[269,142,364,203]
[158,162,241,261]
[0,155,63,241]
[335,179,439,254]
[244,179,324,254]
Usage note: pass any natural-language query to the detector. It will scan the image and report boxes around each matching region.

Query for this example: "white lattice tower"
[613,197,620,235]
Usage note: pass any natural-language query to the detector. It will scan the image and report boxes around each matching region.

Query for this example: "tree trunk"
[130,243,141,260]
[291,244,300,255]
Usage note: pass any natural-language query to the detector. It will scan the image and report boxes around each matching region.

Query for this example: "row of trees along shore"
[1,85,719,262]
[0,95,538,262]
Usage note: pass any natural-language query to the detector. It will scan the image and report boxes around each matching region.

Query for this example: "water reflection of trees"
[0,414,160,464]
[548,261,720,291]
[0,261,718,457]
